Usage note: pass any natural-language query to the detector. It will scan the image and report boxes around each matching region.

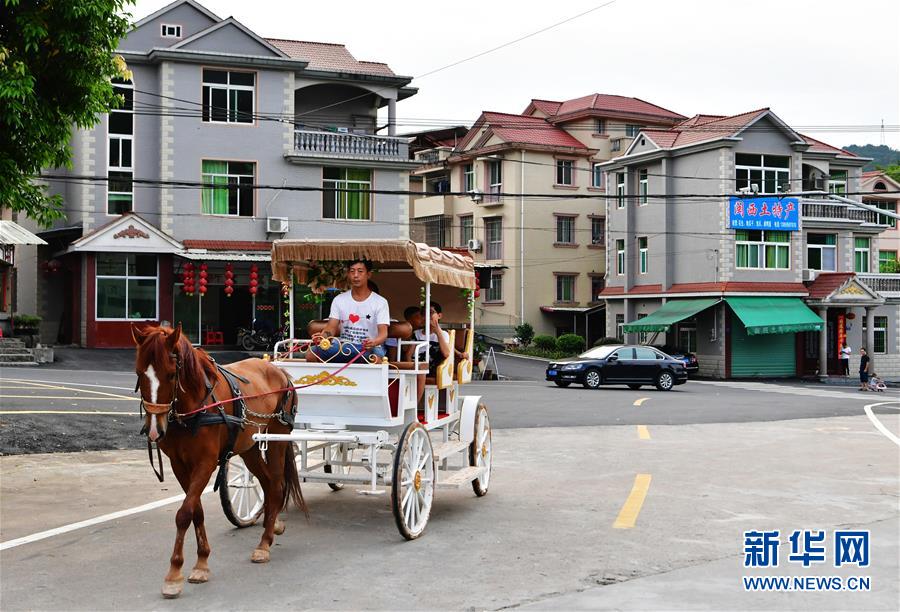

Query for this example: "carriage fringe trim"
[293,372,358,387]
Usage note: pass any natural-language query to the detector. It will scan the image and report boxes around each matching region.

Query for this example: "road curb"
[498,351,552,363]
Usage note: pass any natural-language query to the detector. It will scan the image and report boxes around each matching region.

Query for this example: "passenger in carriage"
[306,259,390,363]
[404,302,452,404]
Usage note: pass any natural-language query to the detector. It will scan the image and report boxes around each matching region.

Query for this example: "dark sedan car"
[546,345,688,391]
[651,344,699,375]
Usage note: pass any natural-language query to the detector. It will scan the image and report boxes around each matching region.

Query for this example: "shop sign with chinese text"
[729,196,799,231]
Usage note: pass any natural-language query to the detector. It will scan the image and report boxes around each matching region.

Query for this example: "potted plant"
[12,314,41,335]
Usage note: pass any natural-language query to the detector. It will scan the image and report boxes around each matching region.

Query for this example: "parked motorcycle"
[236,319,284,351]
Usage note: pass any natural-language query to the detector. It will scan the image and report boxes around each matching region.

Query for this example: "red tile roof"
[183,240,271,251]
[800,134,857,157]
[265,38,396,76]
[527,99,563,116]
[477,111,589,150]
[602,282,809,296]
[553,93,685,121]
[805,273,855,299]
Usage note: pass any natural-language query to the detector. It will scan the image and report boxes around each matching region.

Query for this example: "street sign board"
[728,196,799,231]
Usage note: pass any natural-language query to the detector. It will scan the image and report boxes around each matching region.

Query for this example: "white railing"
[801,199,888,226]
[293,130,408,161]
[858,273,900,295]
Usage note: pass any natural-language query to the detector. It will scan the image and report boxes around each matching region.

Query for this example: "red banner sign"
[836,313,846,358]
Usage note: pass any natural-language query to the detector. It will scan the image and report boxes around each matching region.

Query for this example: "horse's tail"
[282,441,309,519]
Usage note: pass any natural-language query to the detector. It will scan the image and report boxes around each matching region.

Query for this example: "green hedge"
[557,334,585,354]
[533,335,557,351]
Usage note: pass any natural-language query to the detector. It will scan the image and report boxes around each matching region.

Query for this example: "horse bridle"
[135,350,184,482]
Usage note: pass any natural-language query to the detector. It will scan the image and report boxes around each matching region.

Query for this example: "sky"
[130,0,900,149]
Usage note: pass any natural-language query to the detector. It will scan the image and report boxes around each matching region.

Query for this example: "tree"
[880,164,900,184]
[0,0,133,226]
[514,322,534,348]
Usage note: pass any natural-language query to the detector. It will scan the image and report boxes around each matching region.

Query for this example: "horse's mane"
[140,328,217,386]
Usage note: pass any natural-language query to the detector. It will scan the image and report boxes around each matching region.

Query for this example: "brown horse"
[132,324,306,598]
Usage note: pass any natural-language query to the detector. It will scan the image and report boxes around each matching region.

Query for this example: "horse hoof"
[188,568,210,583]
[251,548,270,564]
[161,580,184,598]
[274,519,286,535]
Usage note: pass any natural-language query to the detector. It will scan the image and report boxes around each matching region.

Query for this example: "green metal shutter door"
[731,321,796,377]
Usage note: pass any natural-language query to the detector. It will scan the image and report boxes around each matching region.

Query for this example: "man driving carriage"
[306,258,390,363]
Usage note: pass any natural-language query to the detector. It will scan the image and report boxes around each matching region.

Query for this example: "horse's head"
[133,323,184,441]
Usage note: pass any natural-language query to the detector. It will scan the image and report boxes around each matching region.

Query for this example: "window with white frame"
[459,215,473,246]
[202,161,255,217]
[486,271,502,302]
[625,124,642,137]
[863,316,888,354]
[615,313,625,339]
[96,254,158,320]
[591,217,605,245]
[556,215,575,244]
[591,163,604,188]
[487,160,502,202]
[828,170,847,194]
[555,274,576,302]
[806,234,836,271]
[323,168,371,220]
[611,139,622,152]
[735,153,790,194]
[485,217,502,260]
[854,237,870,273]
[108,78,133,215]
[595,119,606,134]
[879,250,898,272]
[556,159,574,186]
[463,163,475,192]
[639,169,648,205]
[616,172,625,209]
[735,230,790,269]
[160,24,182,38]
[616,239,625,275]
[638,236,648,274]
[874,201,897,228]
[202,69,255,124]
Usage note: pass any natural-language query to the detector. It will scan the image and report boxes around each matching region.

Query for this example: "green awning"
[622,298,719,333]
[725,297,824,335]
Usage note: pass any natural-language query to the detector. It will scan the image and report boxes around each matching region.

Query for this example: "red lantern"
[474,290,480,298]
[198,262,208,296]
[249,264,259,296]
[199,285,207,295]
[224,285,234,296]
[224,263,235,297]
[182,262,196,296]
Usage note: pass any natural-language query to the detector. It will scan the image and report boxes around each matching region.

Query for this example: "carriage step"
[437,466,486,489]
[432,440,469,461]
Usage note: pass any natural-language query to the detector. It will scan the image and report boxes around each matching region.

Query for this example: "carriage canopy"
[270,239,476,290]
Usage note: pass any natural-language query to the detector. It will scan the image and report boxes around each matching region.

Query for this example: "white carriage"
[221,239,492,539]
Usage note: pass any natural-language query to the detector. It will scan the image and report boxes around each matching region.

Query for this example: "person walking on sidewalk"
[839,341,851,376]
[858,347,871,391]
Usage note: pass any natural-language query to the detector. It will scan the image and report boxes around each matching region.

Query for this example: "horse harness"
[137,353,296,484]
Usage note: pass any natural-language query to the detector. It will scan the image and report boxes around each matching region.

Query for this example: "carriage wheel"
[323,443,353,491]
[391,422,435,540]
[468,403,492,497]
[219,454,265,528]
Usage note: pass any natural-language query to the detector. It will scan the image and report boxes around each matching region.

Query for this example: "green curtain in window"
[344,169,370,219]
[202,161,229,214]
[767,231,790,243]
[854,237,869,248]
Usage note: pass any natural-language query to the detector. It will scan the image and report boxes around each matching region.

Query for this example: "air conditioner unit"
[467,238,483,252]
[470,188,483,202]
[266,216,288,234]
[802,269,818,282]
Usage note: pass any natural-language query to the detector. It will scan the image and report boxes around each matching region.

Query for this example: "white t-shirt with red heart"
[328,290,390,345]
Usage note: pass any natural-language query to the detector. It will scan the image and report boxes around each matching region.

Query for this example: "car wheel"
[655,370,675,391]
[554,381,571,388]
[582,368,602,389]
[628,384,642,390]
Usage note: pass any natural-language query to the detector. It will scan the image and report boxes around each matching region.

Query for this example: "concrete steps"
[0,338,38,366]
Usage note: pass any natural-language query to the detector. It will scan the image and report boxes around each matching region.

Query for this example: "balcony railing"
[801,200,887,225]
[857,273,900,296]
[293,129,408,162]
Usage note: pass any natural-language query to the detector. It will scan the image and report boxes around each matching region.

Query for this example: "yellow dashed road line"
[633,397,650,406]
[0,379,135,400]
[0,410,140,416]
[637,425,651,440]
[613,474,652,529]
[0,395,138,401]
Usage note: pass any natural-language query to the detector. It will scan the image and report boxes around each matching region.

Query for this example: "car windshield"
[579,345,618,359]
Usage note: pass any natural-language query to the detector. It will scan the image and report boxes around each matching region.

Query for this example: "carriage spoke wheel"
[220,455,265,528]
[391,422,435,540]
[469,404,492,496]
[323,443,353,491]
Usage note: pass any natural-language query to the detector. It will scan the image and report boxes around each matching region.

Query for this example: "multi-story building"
[410,94,685,342]
[18,0,418,347]
[600,108,900,379]
[861,171,900,272]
